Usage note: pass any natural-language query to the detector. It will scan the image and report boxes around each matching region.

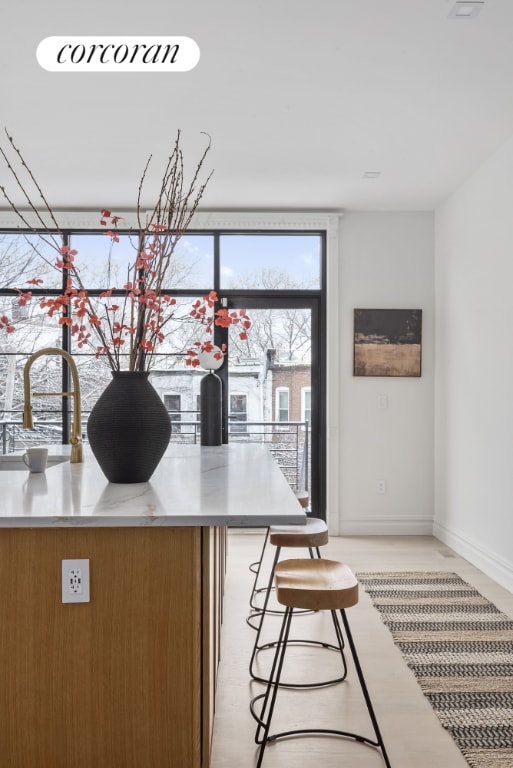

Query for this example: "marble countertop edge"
[0,444,308,528]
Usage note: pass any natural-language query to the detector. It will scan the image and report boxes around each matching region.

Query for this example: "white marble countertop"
[0,444,307,527]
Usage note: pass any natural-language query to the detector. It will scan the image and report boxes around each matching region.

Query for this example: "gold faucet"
[23,348,83,463]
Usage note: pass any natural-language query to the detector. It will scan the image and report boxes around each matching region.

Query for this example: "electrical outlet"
[62,559,90,603]
[69,568,83,594]
[377,479,387,495]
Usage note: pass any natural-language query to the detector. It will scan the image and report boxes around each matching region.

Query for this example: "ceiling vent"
[448,1,484,19]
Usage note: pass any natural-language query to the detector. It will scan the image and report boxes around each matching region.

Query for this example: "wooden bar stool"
[248,516,328,635]
[249,515,328,628]
[250,558,392,768]
[248,489,310,611]
[249,518,347,688]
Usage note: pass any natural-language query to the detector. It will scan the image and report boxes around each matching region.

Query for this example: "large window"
[69,233,214,290]
[219,234,321,290]
[0,224,326,516]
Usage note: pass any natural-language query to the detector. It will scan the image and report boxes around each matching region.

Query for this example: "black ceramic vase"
[87,371,171,483]
[200,372,222,446]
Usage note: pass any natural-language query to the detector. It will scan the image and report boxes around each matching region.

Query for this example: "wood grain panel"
[0,526,203,768]
[201,526,227,768]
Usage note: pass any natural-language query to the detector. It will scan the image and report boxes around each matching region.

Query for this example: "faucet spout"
[23,348,83,463]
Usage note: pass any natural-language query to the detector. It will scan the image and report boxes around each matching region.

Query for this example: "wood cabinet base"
[0,526,222,768]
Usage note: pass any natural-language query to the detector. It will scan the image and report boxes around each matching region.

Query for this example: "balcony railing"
[0,414,309,493]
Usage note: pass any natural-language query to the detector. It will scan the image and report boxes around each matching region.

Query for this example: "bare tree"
[227,268,311,363]
[0,234,53,287]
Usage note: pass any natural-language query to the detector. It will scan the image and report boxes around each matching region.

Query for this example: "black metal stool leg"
[251,606,391,768]
[251,607,294,768]
[339,608,392,768]
[248,528,269,606]
[249,546,281,674]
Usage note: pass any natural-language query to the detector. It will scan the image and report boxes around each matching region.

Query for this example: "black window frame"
[0,226,327,518]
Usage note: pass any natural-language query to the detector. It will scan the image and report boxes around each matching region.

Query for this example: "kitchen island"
[0,444,305,768]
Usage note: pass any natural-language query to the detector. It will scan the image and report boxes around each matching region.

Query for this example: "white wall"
[435,135,513,592]
[333,212,435,535]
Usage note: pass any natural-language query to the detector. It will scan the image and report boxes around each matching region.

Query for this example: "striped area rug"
[357,572,513,768]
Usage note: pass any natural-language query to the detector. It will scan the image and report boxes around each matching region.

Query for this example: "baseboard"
[433,521,513,594]
[338,516,433,536]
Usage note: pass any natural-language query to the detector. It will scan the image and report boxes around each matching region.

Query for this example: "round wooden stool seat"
[269,516,328,548]
[275,558,359,612]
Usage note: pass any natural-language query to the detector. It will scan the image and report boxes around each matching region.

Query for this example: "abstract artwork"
[353,308,422,377]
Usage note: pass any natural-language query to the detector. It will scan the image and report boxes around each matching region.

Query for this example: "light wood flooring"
[211,533,513,768]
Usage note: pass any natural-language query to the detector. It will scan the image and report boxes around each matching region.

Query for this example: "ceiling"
[1,0,513,213]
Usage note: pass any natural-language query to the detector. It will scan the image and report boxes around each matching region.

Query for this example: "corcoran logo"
[37,36,200,72]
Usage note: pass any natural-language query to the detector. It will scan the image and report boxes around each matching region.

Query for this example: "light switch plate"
[378,394,388,410]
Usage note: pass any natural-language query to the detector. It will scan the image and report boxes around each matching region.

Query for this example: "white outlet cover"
[62,559,90,603]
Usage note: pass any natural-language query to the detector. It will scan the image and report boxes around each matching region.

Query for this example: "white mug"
[22,447,48,473]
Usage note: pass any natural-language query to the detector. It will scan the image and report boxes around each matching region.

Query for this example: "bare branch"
[0,129,214,371]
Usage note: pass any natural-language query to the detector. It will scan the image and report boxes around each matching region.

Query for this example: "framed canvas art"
[353,308,422,377]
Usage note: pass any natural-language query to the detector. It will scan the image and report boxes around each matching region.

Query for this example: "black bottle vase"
[200,372,222,446]
[87,371,171,483]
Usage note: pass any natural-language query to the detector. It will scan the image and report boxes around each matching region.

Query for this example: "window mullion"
[61,231,71,445]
